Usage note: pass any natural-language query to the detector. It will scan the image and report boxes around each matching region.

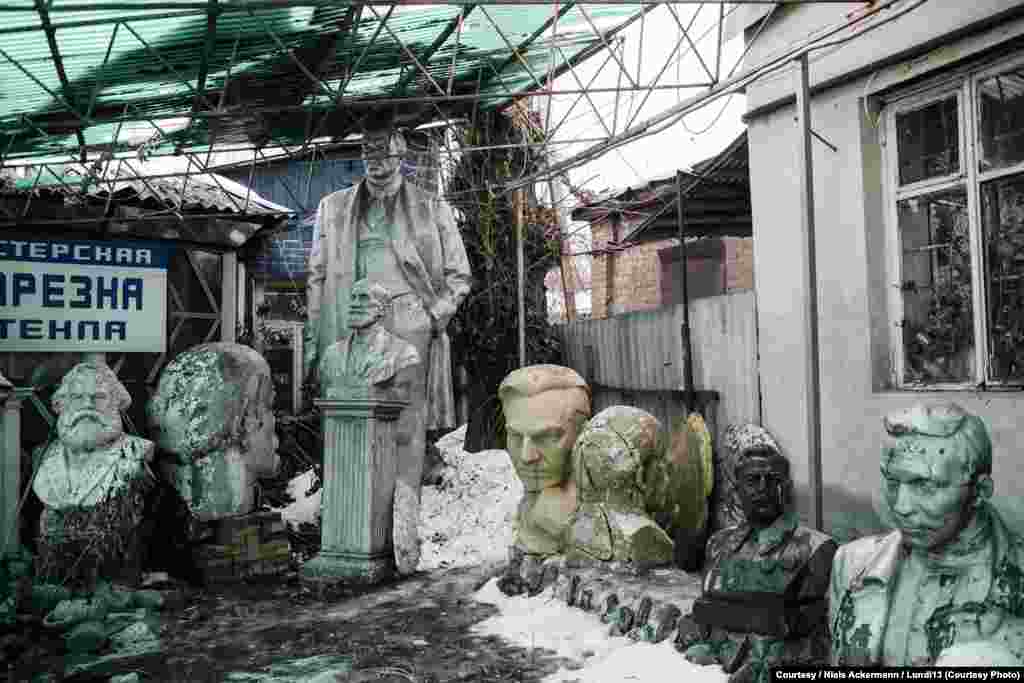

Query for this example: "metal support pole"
[794,54,823,532]
[515,189,526,368]
[221,251,238,343]
[676,171,695,408]
[0,374,18,557]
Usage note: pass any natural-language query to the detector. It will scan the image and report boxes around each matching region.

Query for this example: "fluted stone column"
[0,373,21,557]
[301,397,407,585]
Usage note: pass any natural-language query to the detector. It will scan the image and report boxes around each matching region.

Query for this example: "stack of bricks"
[192,511,292,583]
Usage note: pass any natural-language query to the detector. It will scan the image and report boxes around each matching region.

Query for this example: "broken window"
[886,57,1024,387]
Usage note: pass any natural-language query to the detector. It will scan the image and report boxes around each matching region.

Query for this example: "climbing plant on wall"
[446,105,563,452]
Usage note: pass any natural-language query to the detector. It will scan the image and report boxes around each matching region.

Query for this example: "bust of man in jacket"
[319,279,421,401]
[829,402,1024,667]
[676,426,837,681]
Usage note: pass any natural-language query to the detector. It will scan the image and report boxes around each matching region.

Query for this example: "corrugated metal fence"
[558,290,759,442]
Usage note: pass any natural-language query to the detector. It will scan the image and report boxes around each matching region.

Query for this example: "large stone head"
[733,438,792,529]
[881,401,992,552]
[147,342,279,476]
[498,365,590,493]
[53,362,130,456]
[360,113,406,190]
[572,406,665,508]
[348,279,390,330]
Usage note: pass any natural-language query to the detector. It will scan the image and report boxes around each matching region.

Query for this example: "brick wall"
[591,217,676,319]
[589,216,754,320]
[724,236,755,291]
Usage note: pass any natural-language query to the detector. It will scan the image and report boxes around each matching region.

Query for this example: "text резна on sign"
[0,273,144,310]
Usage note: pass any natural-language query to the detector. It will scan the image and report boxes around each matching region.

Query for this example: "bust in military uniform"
[676,426,837,681]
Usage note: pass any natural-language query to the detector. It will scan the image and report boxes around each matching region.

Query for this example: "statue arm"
[304,200,328,378]
[429,199,472,330]
[827,545,850,663]
[796,538,838,601]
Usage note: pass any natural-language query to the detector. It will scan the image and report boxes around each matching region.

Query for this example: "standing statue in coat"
[829,402,1024,666]
[304,115,471,573]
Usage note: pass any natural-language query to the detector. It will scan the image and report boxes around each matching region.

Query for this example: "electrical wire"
[505,0,931,193]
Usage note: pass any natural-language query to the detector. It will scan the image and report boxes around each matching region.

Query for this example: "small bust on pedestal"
[147,343,279,521]
[303,280,422,584]
[318,279,421,403]
[32,362,157,588]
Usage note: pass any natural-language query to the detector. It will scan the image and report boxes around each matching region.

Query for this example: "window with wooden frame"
[883,54,1024,389]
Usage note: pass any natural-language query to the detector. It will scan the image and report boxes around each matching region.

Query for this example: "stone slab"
[517,558,704,645]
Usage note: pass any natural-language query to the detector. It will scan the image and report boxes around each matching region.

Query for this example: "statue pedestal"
[301,397,407,587]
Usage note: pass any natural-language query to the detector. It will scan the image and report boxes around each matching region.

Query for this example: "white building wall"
[745,1,1024,541]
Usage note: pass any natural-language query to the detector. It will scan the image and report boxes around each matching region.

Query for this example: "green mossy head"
[147,342,272,460]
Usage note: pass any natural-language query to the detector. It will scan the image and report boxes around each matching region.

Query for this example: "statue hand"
[429,299,457,336]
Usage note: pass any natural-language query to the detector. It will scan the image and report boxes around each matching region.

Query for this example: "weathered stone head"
[568,405,675,564]
[53,362,131,457]
[361,113,406,192]
[498,365,590,494]
[881,401,993,552]
[718,424,784,531]
[733,439,792,530]
[572,406,665,509]
[348,279,390,330]
[147,343,279,519]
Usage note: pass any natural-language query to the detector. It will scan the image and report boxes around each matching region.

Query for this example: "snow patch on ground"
[275,469,321,529]
[472,578,728,683]
[418,425,523,571]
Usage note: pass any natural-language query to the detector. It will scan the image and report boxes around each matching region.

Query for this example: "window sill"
[875,383,1024,395]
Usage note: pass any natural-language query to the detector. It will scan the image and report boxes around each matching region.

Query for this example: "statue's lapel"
[834,532,902,665]
[391,184,437,301]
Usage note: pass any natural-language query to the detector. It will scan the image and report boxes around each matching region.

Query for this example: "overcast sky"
[546,4,747,197]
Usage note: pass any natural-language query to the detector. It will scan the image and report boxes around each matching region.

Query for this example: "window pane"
[978,71,1024,172]
[981,174,1024,384]
[898,187,974,384]
[896,97,960,185]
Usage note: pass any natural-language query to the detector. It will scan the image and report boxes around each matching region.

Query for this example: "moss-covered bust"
[567,406,674,565]
[147,343,279,520]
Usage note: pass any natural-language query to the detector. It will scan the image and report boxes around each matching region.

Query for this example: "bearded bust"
[32,362,157,587]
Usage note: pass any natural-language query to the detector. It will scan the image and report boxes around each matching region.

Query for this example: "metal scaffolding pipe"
[794,53,823,533]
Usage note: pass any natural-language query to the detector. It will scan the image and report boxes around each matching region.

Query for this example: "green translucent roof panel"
[0,3,646,163]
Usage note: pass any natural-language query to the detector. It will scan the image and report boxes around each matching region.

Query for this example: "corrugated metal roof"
[5,167,292,215]
[571,131,751,244]
[0,3,646,162]
[572,131,749,220]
